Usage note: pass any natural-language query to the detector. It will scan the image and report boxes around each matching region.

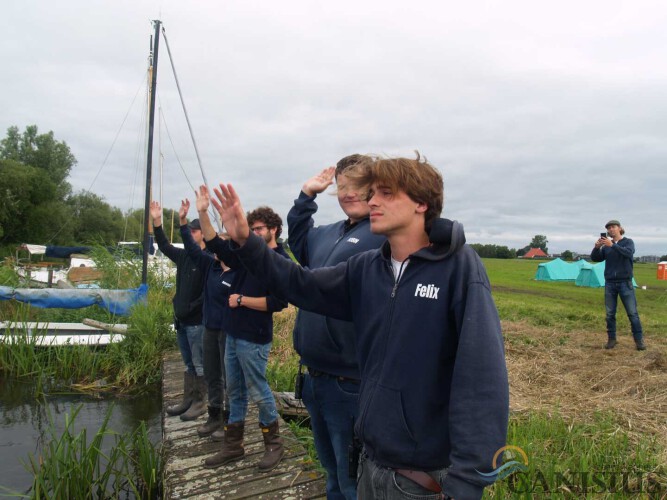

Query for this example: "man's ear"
[416,202,428,214]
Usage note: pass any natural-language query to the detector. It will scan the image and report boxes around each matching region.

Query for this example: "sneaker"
[635,340,646,351]
[604,339,617,349]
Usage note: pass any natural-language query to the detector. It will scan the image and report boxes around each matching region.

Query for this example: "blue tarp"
[0,284,148,315]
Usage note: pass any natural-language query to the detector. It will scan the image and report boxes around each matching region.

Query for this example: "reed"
[23,403,162,499]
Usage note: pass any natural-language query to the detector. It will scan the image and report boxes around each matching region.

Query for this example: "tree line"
[0,125,181,249]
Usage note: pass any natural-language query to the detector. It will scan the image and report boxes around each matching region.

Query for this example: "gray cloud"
[2,0,666,256]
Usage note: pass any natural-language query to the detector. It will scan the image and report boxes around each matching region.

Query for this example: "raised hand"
[195,185,211,214]
[212,183,250,245]
[179,199,190,223]
[149,200,162,226]
[302,166,336,197]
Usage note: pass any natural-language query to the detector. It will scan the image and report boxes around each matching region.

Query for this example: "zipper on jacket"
[358,258,409,439]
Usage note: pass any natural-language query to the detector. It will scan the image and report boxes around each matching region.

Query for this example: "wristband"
[237,295,243,306]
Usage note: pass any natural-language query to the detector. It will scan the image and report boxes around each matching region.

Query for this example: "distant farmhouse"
[521,247,549,259]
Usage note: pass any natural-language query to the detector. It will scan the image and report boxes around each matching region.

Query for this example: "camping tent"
[575,261,638,288]
[535,258,587,281]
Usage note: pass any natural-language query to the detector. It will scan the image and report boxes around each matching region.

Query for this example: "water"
[0,374,162,496]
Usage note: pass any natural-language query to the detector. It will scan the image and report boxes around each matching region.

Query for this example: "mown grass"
[484,259,667,335]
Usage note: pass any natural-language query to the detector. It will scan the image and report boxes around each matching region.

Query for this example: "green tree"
[561,250,574,261]
[0,159,63,243]
[0,125,76,198]
[529,235,549,253]
[67,191,126,244]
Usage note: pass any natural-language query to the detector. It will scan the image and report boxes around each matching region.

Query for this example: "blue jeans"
[203,328,228,410]
[357,453,448,500]
[605,281,643,341]
[225,336,278,426]
[177,323,204,376]
[302,372,359,500]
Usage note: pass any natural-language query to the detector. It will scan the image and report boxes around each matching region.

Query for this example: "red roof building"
[522,247,548,259]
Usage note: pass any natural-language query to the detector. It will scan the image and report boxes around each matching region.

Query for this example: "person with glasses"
[195,190,290,473]
[286,155,385,500]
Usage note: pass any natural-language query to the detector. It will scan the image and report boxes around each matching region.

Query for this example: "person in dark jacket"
[210,154,509,500]
[287,156,384,500]
[150,201,205,420]
[196,190,290,472]
[180,199,233,433]
[592,220,646,350]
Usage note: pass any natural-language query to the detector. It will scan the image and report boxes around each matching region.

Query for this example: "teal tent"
[575,261,638,288]
[535,258,586,281]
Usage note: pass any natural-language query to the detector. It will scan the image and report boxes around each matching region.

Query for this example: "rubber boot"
[165,371,193,416]
[257,419,284,472]
[204,421,245,469]
[211,409,230,442]
[180,375,207,421]
[196,406,222,437]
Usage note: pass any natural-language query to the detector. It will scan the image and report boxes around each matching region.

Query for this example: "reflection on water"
[0,374,162,495]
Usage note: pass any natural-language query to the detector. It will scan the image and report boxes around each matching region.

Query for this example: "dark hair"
[247,206,283,239]
[335,154,368,178]
[347,151,444,232]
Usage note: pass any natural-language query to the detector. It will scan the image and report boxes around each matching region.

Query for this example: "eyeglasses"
[251,225,268,233]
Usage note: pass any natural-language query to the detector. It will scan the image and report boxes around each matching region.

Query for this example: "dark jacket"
[233,219,509,500]
[153,225,204,325]
[591,237,636,282]
[181,225,232,330]
[206,235,289,344]
[287,191,385,378]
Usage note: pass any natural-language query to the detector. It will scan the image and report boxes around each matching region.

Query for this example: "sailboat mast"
[142,19,161,284]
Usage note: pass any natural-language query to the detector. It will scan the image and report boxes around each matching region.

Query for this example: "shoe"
[211,410,230,442]
[165,371,194,416]
[635,340,647,351]
[204,421,245,469]
[257,419,284,472]
[181,375,207,421]
[604,339,617,349]
[197,406,222,437]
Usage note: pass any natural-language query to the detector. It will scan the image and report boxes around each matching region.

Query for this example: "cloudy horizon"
[2,0,666,257]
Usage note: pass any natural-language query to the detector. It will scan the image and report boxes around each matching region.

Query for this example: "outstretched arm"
[151,200,181,262]
[195,186,218,242]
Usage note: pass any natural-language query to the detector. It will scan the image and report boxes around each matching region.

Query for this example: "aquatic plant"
[23,403,162,499]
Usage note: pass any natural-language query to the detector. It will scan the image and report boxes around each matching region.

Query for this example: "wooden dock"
[162,352,327,499]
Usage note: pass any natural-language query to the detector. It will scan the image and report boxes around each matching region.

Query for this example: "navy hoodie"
[233,218,509,500]
[206,235,289,345]
[181,225,232,330]
[153,225,204,325]
[287,191,385,378]
[591,237,636,282]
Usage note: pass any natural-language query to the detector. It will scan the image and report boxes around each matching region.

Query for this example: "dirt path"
[504,320,667,458]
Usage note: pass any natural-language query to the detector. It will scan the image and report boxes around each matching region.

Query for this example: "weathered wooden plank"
[162,352,326,499]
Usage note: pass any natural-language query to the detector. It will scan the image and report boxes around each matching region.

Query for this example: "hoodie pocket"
[362,384,417,465]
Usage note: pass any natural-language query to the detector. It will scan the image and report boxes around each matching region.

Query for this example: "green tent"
[535,258,587,281]
[575,261,638,288]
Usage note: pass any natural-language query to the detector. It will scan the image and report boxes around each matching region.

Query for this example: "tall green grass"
[21,404,162,499]
[486,411,666,499]
[0,253,176,392]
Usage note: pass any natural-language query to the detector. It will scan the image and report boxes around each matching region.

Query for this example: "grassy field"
[483,259,667,498]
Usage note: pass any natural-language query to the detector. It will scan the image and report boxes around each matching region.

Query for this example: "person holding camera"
[592,220,646,350]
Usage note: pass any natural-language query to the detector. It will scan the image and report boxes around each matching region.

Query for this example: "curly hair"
[247,206,283,239]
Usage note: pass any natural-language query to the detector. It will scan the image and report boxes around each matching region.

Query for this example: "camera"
[600,232,607,238]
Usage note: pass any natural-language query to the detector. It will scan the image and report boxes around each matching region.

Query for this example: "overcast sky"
[2,0,666,256]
